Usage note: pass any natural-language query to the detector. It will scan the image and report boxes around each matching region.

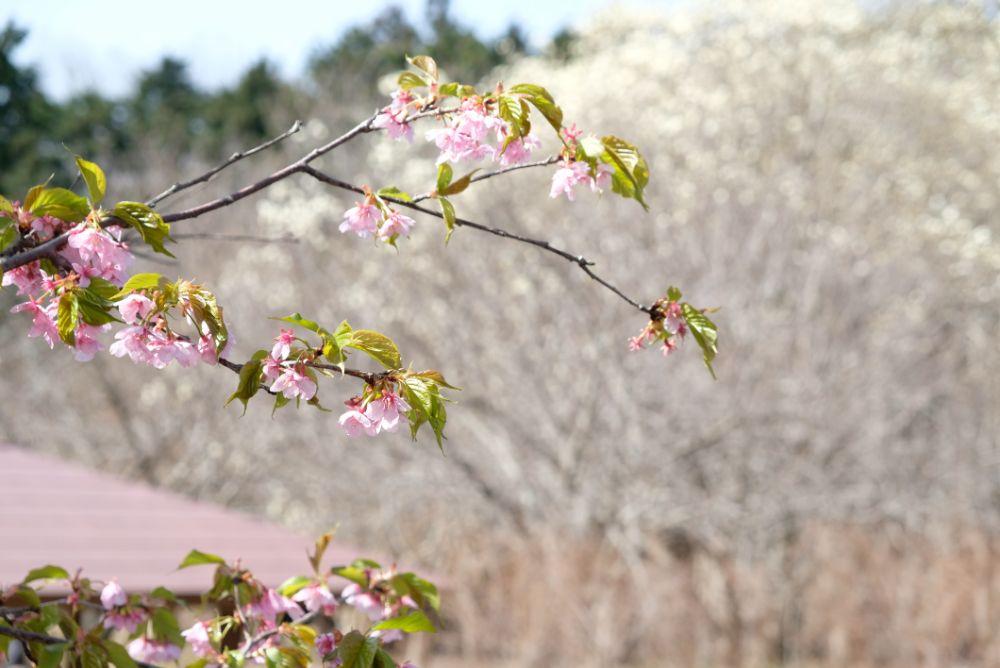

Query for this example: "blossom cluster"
[338,196,416,243]
[262,328,319,400]
[3,208,131,361]
[0,544,431,668]
[338,390,411,438]
[629,299,689,356]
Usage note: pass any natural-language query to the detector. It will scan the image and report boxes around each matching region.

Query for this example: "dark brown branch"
[0,625,159,668]
[147,121,303,207]
[161,115,377,225]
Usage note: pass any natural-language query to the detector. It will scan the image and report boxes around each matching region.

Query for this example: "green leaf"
[112,272,164,299]
[13,585,42,608]
[57,292,79,346]
[111,201,174,257]
[330,566,367,587]
[392,573,440,611]
[406,55,438,81]
[408,369,459,391]
[436,163,453,194]
[666,286,682,302]
[102,640,138,668]
[372,649,397,668]
[276,312,323,334]
[375,186,412,202]
[277,576,312,597]
[336,630,377,668]
[24,177,53,211]
[681,303,718,379]
[23,565,70,583]
[509,83,563,132]
[351,558,382,570]
[601,135,650,209]
[0,194,13,216]
[347,330,401,369]
[397,71,426,90]
[179,282,229,358]
[441,169,479,197]
[497,94,531,143]
[29,188,90,222]
[75,156,107,205]
[438,82,477,98]
[151,607,184,646]
[439,197,456,244]
[371,610,436,634]
[150,586,180,604]
[401,376,448,449]
[177,549,227,570]
[0,219,18,253]
[225,351,268,414]
[37,642,67,668]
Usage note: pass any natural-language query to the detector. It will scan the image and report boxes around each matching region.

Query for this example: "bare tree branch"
[147,121,304,208]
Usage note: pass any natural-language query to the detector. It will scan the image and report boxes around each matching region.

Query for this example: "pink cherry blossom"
[269,365,317,401]
[127,638,181,663]
[661,338,678,356]
[549,160,593,201]
[315,632,338,657]
[118,294,154,324]
[377,211,415,241]
[103,609,146,633]
[73,323,109,362]
[341,583,384,621]
[271,328,296,360]
[198,336,219,365]
[30,215,58,239]
[11,297,59,349]
[1,261,46,296]
[590,162,614,192]
[426,98,501,164]
[364,391,411,434]
[496,133,541,167]
[100,579,127,609]
[182,621,215,657]
[338,408,375,437]
[663,301,686,335]
[561,122,584,143]
[63,223,133,285]
[370,629,404,644]
[339,201,381,238]
[246,588,303,622]
[373,89,416,142]
[262,354,284,382]
[292,583,337,616]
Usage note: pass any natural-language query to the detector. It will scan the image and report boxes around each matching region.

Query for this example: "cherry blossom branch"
[296,165,654,315]
[160,114,378,225]
[219,356,396,387]
[0,115,377,274]
[147,121,304,208]
[0,626,159,668]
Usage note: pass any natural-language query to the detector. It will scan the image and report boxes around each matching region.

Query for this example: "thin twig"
[160,115,378,225]
[410,155,561,203]
[298,165,653,315]
[147,121,303,208]
[172,233,299,245]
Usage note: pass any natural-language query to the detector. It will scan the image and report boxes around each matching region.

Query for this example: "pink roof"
[0,443,362,595]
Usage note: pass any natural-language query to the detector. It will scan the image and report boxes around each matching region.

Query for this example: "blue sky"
[4,0,679,100]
